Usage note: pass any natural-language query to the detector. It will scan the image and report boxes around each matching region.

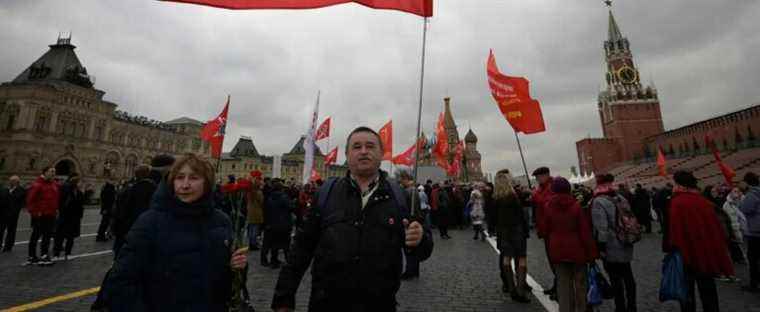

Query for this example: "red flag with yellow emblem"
[486,50,545,134]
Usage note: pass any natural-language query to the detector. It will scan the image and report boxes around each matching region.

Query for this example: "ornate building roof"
[166,117,204,126]
[465,129,478,143]
[287,135,324,156]
[230,136,260,158]
[12,36,94,89]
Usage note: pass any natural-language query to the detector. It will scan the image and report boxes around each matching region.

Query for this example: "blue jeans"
[247,224,260,248]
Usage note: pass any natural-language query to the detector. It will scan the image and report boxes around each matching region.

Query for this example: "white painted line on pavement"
[14,233,99,245]
[65,249,112,260]
[17,222,100,232]
[484,231,558,312]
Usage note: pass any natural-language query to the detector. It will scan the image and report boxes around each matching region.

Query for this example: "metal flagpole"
[410,17,429,215]
[514,130,532,189]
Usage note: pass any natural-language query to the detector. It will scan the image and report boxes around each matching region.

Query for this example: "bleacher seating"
[604,146,760,189]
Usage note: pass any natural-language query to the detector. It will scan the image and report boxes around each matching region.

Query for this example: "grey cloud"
[1,0,758,176]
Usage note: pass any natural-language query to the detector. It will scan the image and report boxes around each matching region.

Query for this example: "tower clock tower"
[597,0,664,161]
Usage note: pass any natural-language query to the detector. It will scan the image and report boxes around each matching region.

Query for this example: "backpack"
[316,177,409,218]
[612,195,642,245]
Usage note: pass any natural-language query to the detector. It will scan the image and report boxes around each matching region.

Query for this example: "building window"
[34,113,49,132]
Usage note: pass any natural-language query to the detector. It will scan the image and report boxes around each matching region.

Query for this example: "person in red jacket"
[545,177,598,312]
[25,166,60,266]
[664,170,734,312]
[531,166,557,298]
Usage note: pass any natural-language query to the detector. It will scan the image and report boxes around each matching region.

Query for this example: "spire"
[608,9,623,43]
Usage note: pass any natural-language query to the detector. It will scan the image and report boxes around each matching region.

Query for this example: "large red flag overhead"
[657,148,667,177]
[200,96,230,158]
[705,134,736,185]
[378,120,393,161]
[486,50,546,134]
[315,117,331,141]
[324,146,338,166]
[163,0,433,17]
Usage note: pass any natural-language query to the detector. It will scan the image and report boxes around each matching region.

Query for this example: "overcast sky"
[2,0,758,177]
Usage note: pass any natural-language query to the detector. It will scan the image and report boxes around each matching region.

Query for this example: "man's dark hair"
[673,170,698,189]
[134,164,151,180]
[744,172,759,187]
[41,166,53,174]
[345,126,383,153]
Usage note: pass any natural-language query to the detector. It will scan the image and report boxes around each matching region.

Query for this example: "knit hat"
[150,154,175,171]
[532,167,550,176]
[673,170,698,189]
[551,177,572,194]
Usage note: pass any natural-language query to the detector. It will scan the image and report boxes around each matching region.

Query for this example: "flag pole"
[410,17,428,215]
[513,130,532,189]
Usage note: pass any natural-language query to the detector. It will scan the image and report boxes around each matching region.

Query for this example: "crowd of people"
[2,125,759,312]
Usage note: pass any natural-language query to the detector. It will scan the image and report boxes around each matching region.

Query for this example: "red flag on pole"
[705,134,736,185]
[315,117,331,141]
[163,0,433,17]
[310,167,322,182]
[657,148,667,177]
[324,147,338,166]
[379,120,393,161]
[200,96,230,159]
[486,50,546,134]
[391,139,418,166]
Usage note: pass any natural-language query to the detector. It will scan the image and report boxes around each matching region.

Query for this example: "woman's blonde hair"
[493,169,516,200]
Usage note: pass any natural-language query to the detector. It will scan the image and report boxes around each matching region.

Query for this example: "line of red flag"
[163,0,433,17]
[486,50,545,134]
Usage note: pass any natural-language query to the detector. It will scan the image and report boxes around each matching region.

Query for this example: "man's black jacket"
[272,172,434,311]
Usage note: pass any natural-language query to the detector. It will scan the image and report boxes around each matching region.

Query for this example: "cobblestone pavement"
[526,222,760,312]
[0,211,545,311]
[2,212,759,311]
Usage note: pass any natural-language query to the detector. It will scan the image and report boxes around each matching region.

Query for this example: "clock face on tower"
[617,66,638,84]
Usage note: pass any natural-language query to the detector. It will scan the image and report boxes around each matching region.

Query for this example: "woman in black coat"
[106,154,248,312]
[53,175,87,260]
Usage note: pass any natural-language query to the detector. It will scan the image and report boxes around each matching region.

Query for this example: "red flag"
[324,147,338,166]
[200,96,230,158]
[486,50,546,134]
[705,135,736,185]
[657,148,667,177]
[432,112,449,170]
[163,0,433,17]
[310,167,322,182]
[315,117,331,141]
[446,141,464,176]
[379,120,393,161]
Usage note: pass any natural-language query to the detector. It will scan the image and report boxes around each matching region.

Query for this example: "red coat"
[545,194,598,264]
[665,191,735,276]
[532,178,554,238]
[26,176,60,218]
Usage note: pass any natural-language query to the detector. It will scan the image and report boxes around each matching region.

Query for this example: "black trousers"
[0,210,21,251]
[680,267,719,312]
[438,225,449,238]
[53,234,75,257]
[603,261,637,312]
[96,213,111,239]
[28,216,55,258]
[747,236,760,288]
[261,229,289,264]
